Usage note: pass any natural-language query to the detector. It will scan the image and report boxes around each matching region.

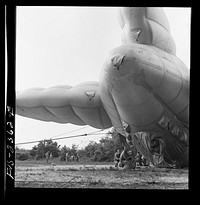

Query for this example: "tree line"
[15,130,123,162]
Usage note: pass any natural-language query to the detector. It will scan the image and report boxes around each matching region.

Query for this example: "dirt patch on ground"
[15,163,188,189]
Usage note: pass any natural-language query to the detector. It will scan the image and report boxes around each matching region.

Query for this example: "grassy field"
[15,159,188,189]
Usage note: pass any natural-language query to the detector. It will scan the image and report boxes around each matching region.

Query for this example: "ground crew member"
[125,125,134,146]
[114,149,121,167]
[75,153,79,162]
[50,153,53,160]
[45,151,50,163]
[65,152,69,164]
[34,154,38,163]
[135,152,143,166]
[118,146,132,168]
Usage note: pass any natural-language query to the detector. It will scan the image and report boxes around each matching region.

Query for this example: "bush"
[16,152,31,161]
[83,136,118,162]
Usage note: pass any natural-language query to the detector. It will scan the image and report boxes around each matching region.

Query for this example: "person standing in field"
[65,152,69,164]
[49,152,53,163]
[75,152,79,162]
[45,151,50,163]
[34,154,38,163]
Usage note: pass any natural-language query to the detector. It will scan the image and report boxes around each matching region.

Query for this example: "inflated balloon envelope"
[16,7,189,168]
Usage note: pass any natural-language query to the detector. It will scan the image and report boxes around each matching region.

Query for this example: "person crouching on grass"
[118,146,136,170]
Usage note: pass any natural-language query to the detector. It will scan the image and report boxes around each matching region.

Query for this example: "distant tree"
[93,148,103,161]
[30,139,60,159]
[30,145,38,158]
[98,136,116,162]
[45,140,61,158]
[84,141,99,158]
[77,148,87,159]
[70,144,78,156]
[59,145,71,161]
[35,140,46,159]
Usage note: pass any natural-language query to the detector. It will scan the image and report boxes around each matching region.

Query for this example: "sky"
[15,7,191,150]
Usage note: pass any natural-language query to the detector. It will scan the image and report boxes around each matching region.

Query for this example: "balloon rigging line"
[15,125,90,145]
[15,129,110,146]
[49,125,90,139]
